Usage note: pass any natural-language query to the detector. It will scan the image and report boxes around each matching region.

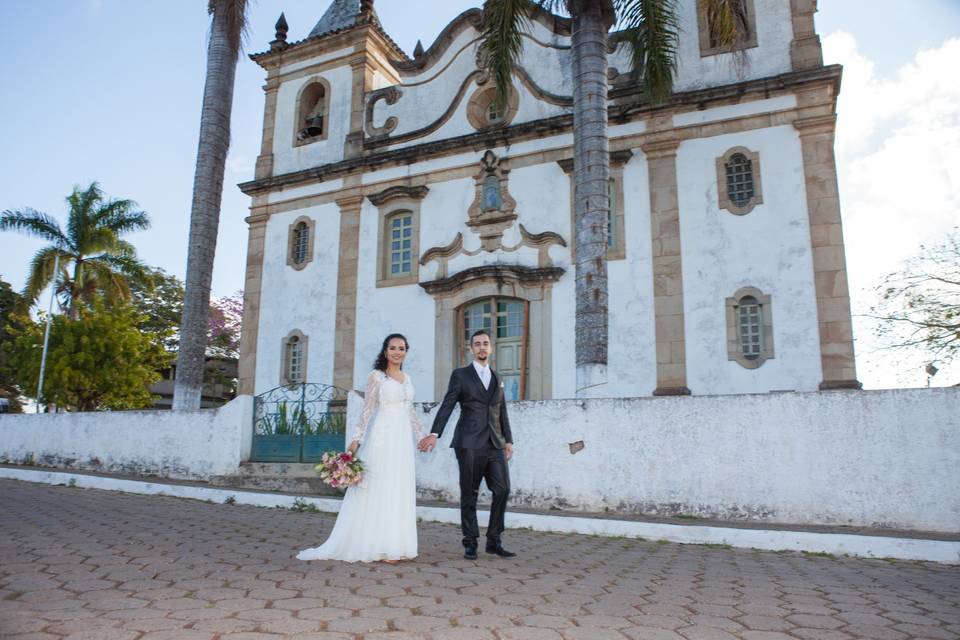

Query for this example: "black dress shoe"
[463,546,478,560]
[485,543,516,558]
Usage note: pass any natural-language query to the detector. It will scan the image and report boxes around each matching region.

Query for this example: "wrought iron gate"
[251,383,347,463]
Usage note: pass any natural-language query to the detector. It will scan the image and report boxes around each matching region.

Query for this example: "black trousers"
[455,444,510,548]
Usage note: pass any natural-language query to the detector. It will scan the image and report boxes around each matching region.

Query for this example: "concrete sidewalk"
[1,465,958,565]
[2,479,959,640]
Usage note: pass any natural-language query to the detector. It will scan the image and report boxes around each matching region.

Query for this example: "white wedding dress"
[296,370,422,562]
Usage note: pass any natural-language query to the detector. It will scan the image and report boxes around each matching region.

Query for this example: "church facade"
[237,0,860,402]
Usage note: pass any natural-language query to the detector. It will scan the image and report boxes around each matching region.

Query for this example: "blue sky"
[1,1,958,388]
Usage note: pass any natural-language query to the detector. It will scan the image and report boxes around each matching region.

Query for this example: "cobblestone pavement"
[1,480,958,640]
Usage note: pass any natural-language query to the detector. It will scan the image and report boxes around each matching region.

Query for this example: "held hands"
[348,440,360,456]
[418,434,438,452]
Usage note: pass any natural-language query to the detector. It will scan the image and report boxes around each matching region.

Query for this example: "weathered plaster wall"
[255,204,340,393]
[272,65,353,175]
[396,388,960,533]
[677,125,822,394]
[0,397,254,479]
[673,0,794,92]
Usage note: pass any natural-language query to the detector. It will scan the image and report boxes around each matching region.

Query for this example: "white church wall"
[406,387,960,533]
[353,199,436,398]
[677,125,822,394]
[673,0,794,93]
[272,65,353,175]
[607,151,658,397]
[255,204,341,393]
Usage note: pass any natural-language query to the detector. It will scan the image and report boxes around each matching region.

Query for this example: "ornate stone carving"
[467,150,518,251]
[365,86,402,138]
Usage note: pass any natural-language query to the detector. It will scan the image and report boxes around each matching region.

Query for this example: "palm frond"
[701,0,751,49]
[66,182,103,249]
[0,208,70,247]
[481,0,532,111]
[93,198,150,236]
[615,0,680,99]
[23,246,69,304]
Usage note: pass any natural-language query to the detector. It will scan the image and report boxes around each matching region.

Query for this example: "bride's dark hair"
[374,333,409,371]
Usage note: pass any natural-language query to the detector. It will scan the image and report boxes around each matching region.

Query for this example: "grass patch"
[702,543,733,550]
[223,495,236,505]
[290,498,320,513]
[801,550,835,558]
[656,539,670,545]
[3,592,23,601]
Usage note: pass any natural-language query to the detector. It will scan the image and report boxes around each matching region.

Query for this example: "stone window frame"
[466,85,519,131]
[716,146,763,216]
[422,267,559,401]
[293,76,331,147]
[697,0,758,57]
[558,149,631,261]
[280,329,309,386]
[370,185,428,288]
[286,215,315,270]
[726,286,774,369]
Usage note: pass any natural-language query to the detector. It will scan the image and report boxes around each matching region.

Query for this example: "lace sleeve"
[351,371,381,444]
[408,401,424,440]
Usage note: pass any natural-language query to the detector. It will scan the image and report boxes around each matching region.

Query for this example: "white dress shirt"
[472,360,491,390]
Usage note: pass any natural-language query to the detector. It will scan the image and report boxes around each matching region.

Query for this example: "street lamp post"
[36,252,59,413]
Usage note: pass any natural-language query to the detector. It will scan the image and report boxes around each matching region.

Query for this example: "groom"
[419,330,515,560]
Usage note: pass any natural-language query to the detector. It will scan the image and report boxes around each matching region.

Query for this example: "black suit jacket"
[431,365,513,450]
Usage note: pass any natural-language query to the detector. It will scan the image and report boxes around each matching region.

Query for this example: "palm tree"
[0,182,151,319]
[481,0,747,396]
[174,0,248,411]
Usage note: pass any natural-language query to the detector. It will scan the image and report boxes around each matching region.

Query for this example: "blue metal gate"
[251,383,347,463]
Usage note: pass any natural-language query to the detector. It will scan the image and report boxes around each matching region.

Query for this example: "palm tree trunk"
[173,0,243,410]
[571,1,611,397]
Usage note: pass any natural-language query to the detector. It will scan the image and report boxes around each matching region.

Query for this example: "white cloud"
[226,153,254,175]
[823,33,960,388]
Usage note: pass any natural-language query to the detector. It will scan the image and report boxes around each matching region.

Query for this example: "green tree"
[7,301,171,411]
[481,0,746,395]
[0,276,27,412]
[175,0,249,410]
[129,267,185,353]
[868,228,960,368]
[0,182,151,319]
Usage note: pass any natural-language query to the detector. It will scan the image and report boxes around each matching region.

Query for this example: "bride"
[296,333,422,563]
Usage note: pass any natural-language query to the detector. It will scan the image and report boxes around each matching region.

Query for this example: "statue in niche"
[466,150,518,251]
[482,175,502,211]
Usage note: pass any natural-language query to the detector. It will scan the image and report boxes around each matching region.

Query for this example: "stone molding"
[286,215,316,271]
[332,195,364,391]
[725,286,775,368]
[792,113,861,390]
[716,146,764,216]
[367,184,429,206]
[279,329,309,386]
[240,66,843,197]
[467,150,519,251]
[419,264,565,296]
[420,224,566,281]
[789,0,823,71]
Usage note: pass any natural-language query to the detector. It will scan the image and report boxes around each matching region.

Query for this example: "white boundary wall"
[2,389,957,534]
[0,397,253,478]
[400,388,960,533]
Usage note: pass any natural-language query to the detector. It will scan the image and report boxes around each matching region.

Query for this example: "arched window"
[281,331,308,385]
[292,222,309,264]
[295,79,330,145]
[716,147,763,215]
[286,216,315,270]
[460,297,527,400]
[725,153,754,206]
[726,288,774,368]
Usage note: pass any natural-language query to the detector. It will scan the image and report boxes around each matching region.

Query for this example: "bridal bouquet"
[315,451,365,489]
